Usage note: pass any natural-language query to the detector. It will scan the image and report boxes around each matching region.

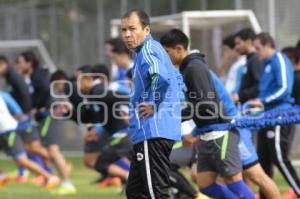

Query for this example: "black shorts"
[19,126,40,143]
[126,138,174,199]
[39,116,61,147]
[169,143,194,168]
[196,129,242,177]
[100,133,133,162]
[0,132,26,160]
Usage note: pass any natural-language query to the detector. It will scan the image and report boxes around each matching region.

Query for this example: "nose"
[124,30,131,38]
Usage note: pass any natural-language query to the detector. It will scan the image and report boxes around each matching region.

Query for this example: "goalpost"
[0,40,56,73]
[110,10,261,38]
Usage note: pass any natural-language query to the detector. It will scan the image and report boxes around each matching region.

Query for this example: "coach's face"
[121,13,150,49]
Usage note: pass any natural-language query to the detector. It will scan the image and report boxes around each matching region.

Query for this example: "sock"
[28,153,53,174]
[45,166,53,174]
[227,180,255,199]
[18,167,25,176]
[28,154,44,167]
[115,158,130,171]
[169,170,197,198]
[200,183,237,199]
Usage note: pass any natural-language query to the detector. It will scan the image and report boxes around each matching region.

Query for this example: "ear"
[266,42,273,49]
[144,25,150,34]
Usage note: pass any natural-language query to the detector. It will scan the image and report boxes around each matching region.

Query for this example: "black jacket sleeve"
[238,56,261,103]
[31,68,51,109]
[6,66,32,112]
[292,71,300,105]
[183,61,221,124]
[181,103,193,122]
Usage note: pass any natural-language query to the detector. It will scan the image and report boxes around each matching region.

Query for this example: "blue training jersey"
[209,70,237,117]
[259,51,294,110]
[129,34,182,144]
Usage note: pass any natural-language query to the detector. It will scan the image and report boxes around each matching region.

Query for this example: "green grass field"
[0,157,295,199]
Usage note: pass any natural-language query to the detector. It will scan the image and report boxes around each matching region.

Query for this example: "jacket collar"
[134,34,152,53]
[179,52,206,73]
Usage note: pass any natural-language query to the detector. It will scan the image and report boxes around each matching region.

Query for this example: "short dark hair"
[77,65,93,74]
[122,9,150,28]
[222,34,236,49]
[20,51,39,69]
[105,37,132,57]
[160,29,189,50]
[296,38,300,51]
[235,28,255,41]
[255,32,276,49]
[0,55,8,63]
[282,47,299,64]
[51,69,68,82]
[93,64,110,81]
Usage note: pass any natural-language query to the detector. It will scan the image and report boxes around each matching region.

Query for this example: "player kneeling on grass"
[15,51,75,193]
[0,92,59,189]
[76,65,132,186]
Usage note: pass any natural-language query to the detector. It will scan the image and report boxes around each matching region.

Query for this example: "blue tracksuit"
[129,34,182,144]
[209,71,237,117]
[0,91,23,115]
[259,51,294,110]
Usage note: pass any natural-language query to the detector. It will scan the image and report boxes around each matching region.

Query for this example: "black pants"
[258,125,300,198]
[126,138,174,199]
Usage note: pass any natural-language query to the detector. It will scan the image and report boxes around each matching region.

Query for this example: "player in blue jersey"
[0,91,59,189]
[161,28,281,199]
[160,28,254,199]
[16,51,76,195]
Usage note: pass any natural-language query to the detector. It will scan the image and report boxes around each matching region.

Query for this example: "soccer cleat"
[282,188,297,199]
[97,177,122,188]
[45,176,60,189]
[91,175,106,184]
[15,175,29,183]
[51,183,77,195]
[0,175,9,187]
[196,192,211,199]
[8,169,30,183]
[31,175,46,186]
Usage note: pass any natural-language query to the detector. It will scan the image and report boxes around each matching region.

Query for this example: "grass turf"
[0,157,295,199]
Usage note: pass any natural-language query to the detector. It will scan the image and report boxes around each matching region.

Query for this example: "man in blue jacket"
[121,9,182,199]
[251,32,300,199]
